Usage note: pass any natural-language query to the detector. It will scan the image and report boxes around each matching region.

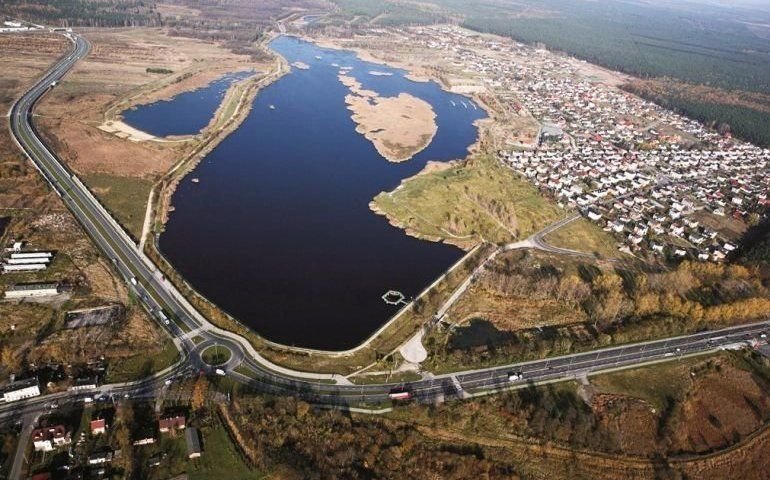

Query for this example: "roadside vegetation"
[104,339,179,383]
[426,251,770,372]
[386,350,770,477]
[0,32,174,388]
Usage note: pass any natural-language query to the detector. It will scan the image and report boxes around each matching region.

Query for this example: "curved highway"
[4,31,770,414]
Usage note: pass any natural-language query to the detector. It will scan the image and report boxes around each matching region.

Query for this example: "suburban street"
[4,28,770,426]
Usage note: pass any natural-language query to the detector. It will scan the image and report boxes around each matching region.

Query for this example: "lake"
[122,70,253,137]
[153,36,486,350]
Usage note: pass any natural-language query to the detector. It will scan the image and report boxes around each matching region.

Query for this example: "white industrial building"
[10,251,52,259]
[1,379,41,402]
[1,251,53,273]
[4,283,59,299]
[5,257,51,265]
[2,263,47,273]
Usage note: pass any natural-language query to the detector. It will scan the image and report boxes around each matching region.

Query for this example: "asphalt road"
[4,30,770,416]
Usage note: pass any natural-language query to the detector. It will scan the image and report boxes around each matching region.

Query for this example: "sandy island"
[338,73,437,163]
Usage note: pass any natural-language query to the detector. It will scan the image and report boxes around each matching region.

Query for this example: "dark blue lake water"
[122,71,253,137]
[158,36,486,350]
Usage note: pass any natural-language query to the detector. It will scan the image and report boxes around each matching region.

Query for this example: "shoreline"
[298,36,497,250]
[149,32,290,235]
[368,160,479,251]
[101,67,258,143]
[306,33,494,156]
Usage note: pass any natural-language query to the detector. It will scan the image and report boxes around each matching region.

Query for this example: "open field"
[187,420,265,480]
[37,27,262,178]
[84,173,154,240]
[544,218,621,259]
[590,354,705,411]
[103,335,179,383]
[372,155,563,249]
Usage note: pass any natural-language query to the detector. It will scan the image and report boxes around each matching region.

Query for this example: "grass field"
[104,338,179,383]
[187,421,265,480]
[201,344,232,366]
[84,173,154,240]
[589,355,707,411]
[372,155,562,249]
[544,218,621,258]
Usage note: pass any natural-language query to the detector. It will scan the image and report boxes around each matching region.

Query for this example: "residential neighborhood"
[360,24,769,261]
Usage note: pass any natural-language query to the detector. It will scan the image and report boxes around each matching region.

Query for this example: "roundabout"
[200,343,233,367]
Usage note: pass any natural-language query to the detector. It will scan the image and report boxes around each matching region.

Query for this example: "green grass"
[187,422,264,480]
[372,155,562,247]
[83,173,154,240]
[104,338,179,383]
[201,344,232,366]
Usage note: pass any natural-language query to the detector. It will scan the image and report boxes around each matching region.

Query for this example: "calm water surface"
[157,37,486,349]
[122,71,253,137]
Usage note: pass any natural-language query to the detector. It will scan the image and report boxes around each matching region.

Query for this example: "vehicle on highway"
[388,388,411,400]
[215,368,226,376]
[130,276,138,286]
[508,371,524,382]
[157,309,171,325]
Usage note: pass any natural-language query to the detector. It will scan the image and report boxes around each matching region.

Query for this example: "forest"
[426,251,770,371]
[0,0,162,27]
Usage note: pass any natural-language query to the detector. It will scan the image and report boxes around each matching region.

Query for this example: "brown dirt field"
[591,394,662,456]
[37,27,261,178]
[692,210,748,241]
[671,363,770,454]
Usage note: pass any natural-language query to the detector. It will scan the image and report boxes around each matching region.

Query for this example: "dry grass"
[544,217,622,258]
[447,284,584,330]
